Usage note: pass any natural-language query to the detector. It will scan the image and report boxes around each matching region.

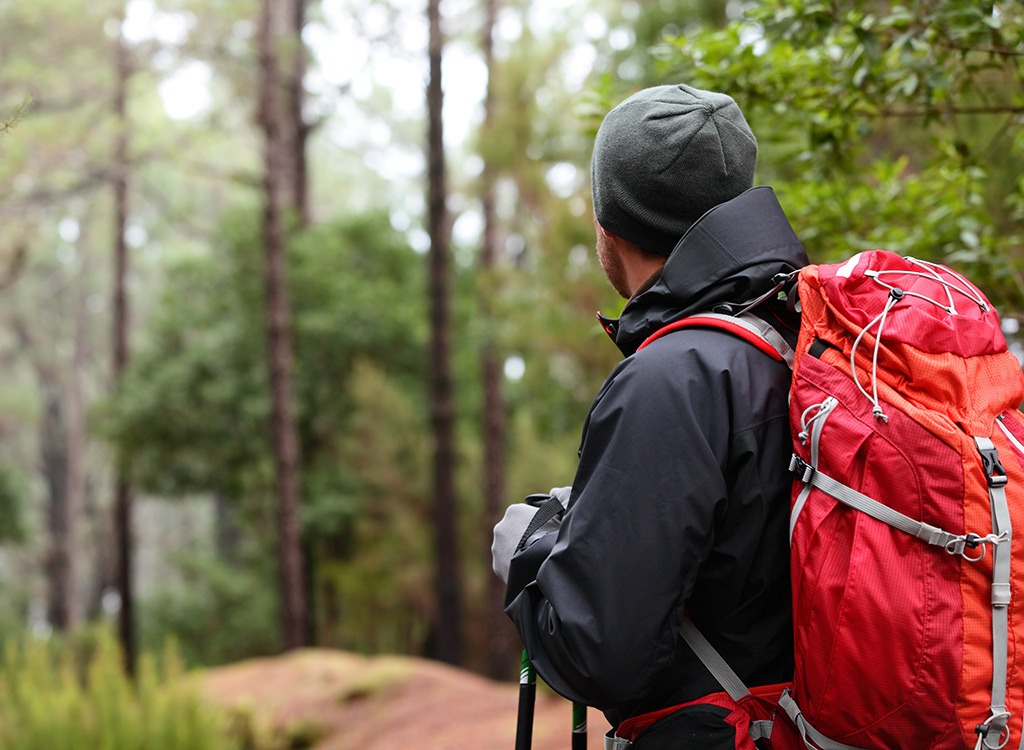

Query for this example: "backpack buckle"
[979,447,1008,488]
[789,455,814,484]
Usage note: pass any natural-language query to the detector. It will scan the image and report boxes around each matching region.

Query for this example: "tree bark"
[479,0,514,679]
[286,0,310,228]
[11,292,84,634]
[258,0,308,651]
[40,385,72,629]
[112,19,135,673]
[427,0,463,666]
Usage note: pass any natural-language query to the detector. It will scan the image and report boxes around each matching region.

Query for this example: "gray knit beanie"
[591,84,758,256]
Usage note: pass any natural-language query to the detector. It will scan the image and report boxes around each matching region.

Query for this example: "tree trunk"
[40,391,71,629]
[63,256,88,629]
[286,0,310,228]
[112,19,135,673]
[258,0,308,651]
[479,0,514,680]
[427,0,462,666]
[11,299,83,634]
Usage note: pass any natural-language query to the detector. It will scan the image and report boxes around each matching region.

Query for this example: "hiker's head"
[590,84,758,259]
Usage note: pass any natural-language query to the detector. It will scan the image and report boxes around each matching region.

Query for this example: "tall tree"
[112,13,136,672]
[427,0,462,665]
[102,212,430,662]
[0,0,144,641]
[478,0,513,679]
[284,0,311,228]
[11,302,85,633]
[258,0,309,650]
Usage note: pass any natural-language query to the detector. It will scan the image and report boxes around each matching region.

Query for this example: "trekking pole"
[572,701,587,749]
[515,648,536,750]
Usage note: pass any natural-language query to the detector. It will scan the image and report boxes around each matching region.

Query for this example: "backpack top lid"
[799,250,1024,432]
[815,250,1006,358]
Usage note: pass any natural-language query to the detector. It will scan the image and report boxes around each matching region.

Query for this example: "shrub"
[0,629,239,750]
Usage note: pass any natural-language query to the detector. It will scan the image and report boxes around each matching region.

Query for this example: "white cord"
[850,291,901,422]
[849,257,988,420]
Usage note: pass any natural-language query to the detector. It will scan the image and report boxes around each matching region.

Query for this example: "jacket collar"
[600,186,809,357]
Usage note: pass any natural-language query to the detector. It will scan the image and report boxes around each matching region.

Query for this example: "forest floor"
[201,648,609,750]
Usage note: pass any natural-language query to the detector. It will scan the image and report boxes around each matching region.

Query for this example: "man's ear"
[601,226,631,253]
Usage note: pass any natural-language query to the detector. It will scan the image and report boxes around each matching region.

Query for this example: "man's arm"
[503,346,730,710]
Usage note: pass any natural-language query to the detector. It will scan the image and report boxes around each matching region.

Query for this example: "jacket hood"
[601,186,809,356]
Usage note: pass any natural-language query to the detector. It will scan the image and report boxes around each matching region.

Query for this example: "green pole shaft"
[572,701,587,750]
[514,649,536,750]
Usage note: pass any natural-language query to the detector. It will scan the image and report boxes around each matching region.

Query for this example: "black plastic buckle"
[789,455,814,484]
[979,448,1008,488]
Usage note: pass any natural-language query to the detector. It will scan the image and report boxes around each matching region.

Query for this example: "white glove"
[491,487,572,584]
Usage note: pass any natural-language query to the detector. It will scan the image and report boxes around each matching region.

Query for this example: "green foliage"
[602,0,731,92]
[140,548,281,667]
[467,2,626,443]
[0,629,238,750]
[314,359,431,654]
[100,209,426,502]
[98,209,430,659]
[654,0,1024,307]
[219,704,327,750]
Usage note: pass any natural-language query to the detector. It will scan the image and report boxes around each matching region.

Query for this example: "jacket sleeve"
[504,344,732,711]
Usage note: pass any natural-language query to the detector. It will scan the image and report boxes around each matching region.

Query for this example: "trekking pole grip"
[572,701,587,749]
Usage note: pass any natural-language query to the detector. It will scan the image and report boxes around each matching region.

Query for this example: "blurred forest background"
[0,0,1021,740]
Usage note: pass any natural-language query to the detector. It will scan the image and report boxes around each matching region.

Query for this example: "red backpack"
[640,250,1024,750]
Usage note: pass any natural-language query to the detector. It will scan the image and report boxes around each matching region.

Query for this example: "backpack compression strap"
[791,411,1014,750]
[677,619,777,746]
[973,435,1013,750]
[637,312,795,368]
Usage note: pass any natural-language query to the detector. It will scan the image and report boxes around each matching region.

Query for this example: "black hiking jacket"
[505,186,809,736]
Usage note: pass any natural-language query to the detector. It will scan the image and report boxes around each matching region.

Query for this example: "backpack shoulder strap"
[680,618,867,750]
[677,618,751,703]
[637,311,795,368]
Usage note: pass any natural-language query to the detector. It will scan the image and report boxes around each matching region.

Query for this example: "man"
[492,84,809,748]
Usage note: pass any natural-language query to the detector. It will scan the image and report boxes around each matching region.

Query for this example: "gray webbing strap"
[677,619,774,743]
[794,461,965,551]
[790,398,838,541]
[745,315,796,369]
[605,621,780,750]
[680,598,881,748]
[604,732,632,750]
[1000,424,1024,750]
[688,312,795,367]
[678,618,751,703]
[778,690,868,750]
[973,436,1013,750]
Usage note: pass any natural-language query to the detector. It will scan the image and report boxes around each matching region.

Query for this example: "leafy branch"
[655,0,1024,308]
[1,96,32,137]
